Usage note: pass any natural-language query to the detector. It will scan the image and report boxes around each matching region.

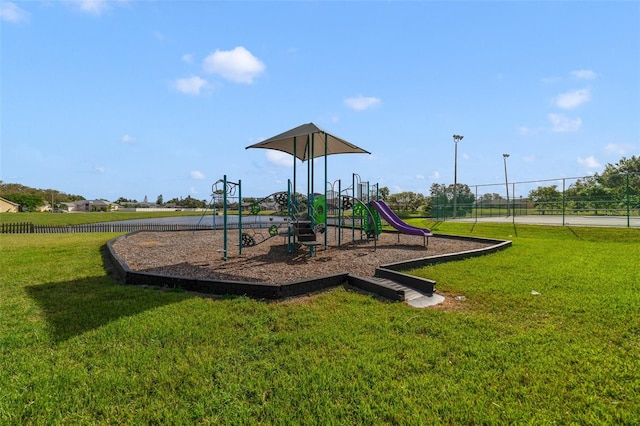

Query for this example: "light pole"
[503,153,510,217]
[452,134,464,218]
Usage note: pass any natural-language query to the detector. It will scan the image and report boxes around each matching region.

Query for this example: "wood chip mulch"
[111,229,493,285]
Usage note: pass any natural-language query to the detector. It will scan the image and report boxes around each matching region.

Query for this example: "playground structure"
[200,176,290,261]
[205,172,434,260]
[200,122,433,260]
[370,200,433,247]
[107,123,512,305]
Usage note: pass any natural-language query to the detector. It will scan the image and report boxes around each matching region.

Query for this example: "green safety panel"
[250,203,260,215]
[369,207,382,235]
[313,195,326,224]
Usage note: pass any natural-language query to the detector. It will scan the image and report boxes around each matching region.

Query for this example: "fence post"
[627,172,630,228]
[562,178,566,226]
[474,185,478,223]
[512,182,516,225]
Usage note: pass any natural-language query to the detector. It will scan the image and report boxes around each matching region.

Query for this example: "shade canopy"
[245,122,370,161]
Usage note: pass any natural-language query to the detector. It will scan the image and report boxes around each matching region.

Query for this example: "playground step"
[293,221,317,242]
[367,276,440,306]
[299,241,322,247]
[367,277,418,299]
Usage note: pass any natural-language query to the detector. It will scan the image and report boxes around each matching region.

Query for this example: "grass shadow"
[25,245,190,343]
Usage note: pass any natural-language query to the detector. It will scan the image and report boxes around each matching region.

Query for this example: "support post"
[223,175,228,261]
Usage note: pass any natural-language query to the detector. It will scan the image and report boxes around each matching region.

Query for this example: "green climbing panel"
[369,207,382,236]
[313,194,326,224]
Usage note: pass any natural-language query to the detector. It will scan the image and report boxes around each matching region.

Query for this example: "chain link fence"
[431,173,640,228]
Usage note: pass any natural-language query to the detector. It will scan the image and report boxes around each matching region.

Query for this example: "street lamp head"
[503,153,510,158]
[453,134,464,143]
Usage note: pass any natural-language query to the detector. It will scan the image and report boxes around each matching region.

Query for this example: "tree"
[114,197,138,207]
[566,176,614,215]
[528,185,562,214]
[0,182,85,203]
[387,191,425,212]
[378,186,390,201]
[478,193,504,203]
[566,156,640,214]
[421,196,433,217]
[170,195,207,209]
[156,194,164,206]
[3,193,44,211]
[429,183,474,218]
[596,156,640,208]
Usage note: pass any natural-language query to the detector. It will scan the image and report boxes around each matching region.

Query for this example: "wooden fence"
[0,222,215,234]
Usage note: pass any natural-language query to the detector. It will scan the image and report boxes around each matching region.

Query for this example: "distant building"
[37,202,52,213]
[62,200,111,212]
[0,197,20,213]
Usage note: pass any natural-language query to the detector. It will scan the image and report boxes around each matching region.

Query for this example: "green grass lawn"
[1,223,638,424]
[0,211,209,226]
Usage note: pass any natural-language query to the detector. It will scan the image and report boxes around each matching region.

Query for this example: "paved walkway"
[450,215,639,228]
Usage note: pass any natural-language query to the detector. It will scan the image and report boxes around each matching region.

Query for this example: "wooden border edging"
[380,235,512,272]
[106,232,512,301]
[107,234,349,299]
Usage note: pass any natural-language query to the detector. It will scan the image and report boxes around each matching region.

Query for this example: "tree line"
[0,182,86,212]
[528,156,640,215]
[3,156,637,216]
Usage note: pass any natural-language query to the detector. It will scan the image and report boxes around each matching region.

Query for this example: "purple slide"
[370,200,433,237]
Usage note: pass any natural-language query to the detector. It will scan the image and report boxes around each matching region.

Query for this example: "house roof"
[0,197,20,207]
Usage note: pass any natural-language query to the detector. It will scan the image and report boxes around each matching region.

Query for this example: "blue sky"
[2,1,639,201]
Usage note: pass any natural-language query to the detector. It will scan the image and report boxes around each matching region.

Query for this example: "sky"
[1,1,639,202]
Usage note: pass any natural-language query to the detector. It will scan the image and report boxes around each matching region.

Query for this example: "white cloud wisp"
[577,156,601,169]
[203,46,265,84]
[548,113,582,132]
[174,76,209,96]
[554,88,591,109]
[0,2,30,23]
[344,96,381,111]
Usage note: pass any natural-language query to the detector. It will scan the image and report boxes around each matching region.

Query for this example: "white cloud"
[61,0,130,16]
[577,156,601,169]
[72,0,110,15]
[604,143,633,156]
[416,174,425,180]
[68,0,130,16]
[190,170,206,180]
[95,165,106,173]
[174,76,208,95]
[203,46,265,84]
[344,96,381,111]
[518,126,532,135]
[266,151,294,167]
[571,69,597,80]
[430,171,441,179]
[121,134,135,143]
[182,54,194,63]
[554,88,591,109]
[0,2,29,23]
[548,113,582,132]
